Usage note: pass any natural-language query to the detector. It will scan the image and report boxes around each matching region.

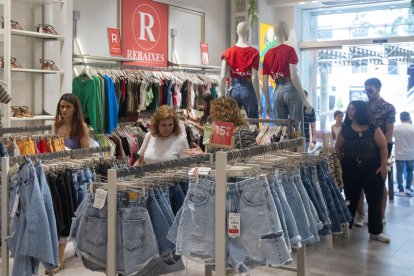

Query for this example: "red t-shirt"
[262,44,298,79]
[221,45,259,79]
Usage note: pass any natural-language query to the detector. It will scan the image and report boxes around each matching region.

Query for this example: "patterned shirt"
[368,98,395,135]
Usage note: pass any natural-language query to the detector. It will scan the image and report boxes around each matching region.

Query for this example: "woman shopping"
[335,101,390,243]
[184,95,257,155]
[55,93,90,149]
[134,105,189,165]
[49,93,89,274]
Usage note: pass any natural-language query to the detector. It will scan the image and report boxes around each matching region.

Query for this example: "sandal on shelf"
[1,16,24,30]
[11,106,23,118]
[40,59,59,71]
[11,57,22,68]
[19,106,32,117]
[36,24,59,35]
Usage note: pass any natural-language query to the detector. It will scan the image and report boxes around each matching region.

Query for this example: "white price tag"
[188,167,211,176]
[228,213,241,238]
[93,188,108,209]
[11,194,20,217]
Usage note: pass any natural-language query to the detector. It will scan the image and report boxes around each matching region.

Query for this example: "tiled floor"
[3,191,414,276]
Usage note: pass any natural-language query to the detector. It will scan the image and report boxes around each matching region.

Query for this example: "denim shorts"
[76,202,159,275]
[278,171,314,244]
[176,175,291,272]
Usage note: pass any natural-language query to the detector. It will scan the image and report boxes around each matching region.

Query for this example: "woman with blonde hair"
[134,105,189,165]
[185,96,257,155]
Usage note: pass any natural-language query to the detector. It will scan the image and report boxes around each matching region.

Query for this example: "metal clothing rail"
[106,153,213,276]
[1,146,112,276]
[0,124,52,135]
[213,138,307,276]
[9,146,112,165]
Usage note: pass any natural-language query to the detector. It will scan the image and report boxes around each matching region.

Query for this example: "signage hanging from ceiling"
[122,0,168,67]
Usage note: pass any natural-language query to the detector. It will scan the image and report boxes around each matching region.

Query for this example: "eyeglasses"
[365,88,374,94]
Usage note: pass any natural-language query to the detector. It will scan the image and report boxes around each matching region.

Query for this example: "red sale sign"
[200,42,209,65]
[122,0,168,67]
[211,121,235,149]
[107,28,122,56]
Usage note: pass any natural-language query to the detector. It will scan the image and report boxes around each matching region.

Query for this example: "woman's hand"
[183,143,205,156]
[376,165,387,181]
[133,156,145,166]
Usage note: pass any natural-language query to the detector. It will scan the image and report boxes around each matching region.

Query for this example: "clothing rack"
[247,118,298,140]
[1,146,112,276]
[211,138,308,276]
[106,153,213,276]
[0,124,52,135]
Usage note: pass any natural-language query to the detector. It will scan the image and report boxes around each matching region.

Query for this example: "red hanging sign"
[107,28,122,56]
[210,121,236,149]
[122,0,168,67]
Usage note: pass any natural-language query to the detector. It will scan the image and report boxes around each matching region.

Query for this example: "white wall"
[73,0,228,66]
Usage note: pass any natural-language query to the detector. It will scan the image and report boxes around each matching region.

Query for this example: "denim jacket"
[7,161,58,275]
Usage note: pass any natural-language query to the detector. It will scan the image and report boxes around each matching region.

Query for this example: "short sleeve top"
[368,98,396,135]
[221,45,260,78]
[341,123,379,160]
[262,44,298,80]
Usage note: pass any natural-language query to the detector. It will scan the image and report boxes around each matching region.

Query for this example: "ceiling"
[265,0,409,10]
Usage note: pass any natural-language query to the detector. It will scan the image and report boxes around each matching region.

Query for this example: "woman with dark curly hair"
[184,96,257,155]
[335,100,390,243]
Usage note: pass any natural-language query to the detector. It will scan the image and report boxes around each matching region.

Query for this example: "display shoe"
[19,106,32,117]
[1,16,24,30]
[10,57,22,68]
[40,59,59,71]
[11,106,23,117]
[370,233,390,243]
[0,57,19,68]
[36,23,59,35]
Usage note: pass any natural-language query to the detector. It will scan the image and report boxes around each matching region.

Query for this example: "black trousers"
[342,158,384,235]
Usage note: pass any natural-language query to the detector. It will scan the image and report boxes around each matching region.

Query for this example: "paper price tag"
[211,121,235,149]
[93,188,108,209]
[228,213,240,238]
[188,167,212,176]
[11,194,20,218]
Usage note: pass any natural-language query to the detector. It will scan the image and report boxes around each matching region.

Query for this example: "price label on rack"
[210,121,235,149]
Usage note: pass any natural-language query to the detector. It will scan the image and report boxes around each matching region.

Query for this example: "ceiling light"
[299,2,306,4]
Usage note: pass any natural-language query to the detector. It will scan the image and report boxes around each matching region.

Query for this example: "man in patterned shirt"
[354,77,395,227]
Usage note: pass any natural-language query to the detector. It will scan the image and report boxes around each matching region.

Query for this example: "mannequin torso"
[220,22,262,118]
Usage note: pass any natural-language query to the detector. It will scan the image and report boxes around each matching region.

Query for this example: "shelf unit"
[1,0,67,127]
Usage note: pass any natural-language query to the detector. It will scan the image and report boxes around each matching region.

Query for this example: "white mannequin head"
[275,21,289,42]
[236,22,250,46]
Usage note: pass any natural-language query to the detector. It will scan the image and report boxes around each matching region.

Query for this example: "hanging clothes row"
[73,67,220,133]
[0,135,66,157]
[1,147,114,276]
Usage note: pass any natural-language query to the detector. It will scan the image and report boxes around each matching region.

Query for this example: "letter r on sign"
[111,33,118,43]
[138,12,155,42]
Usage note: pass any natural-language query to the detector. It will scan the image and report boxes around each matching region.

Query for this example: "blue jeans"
[176,176,291,272]
[147,191,176,255]
[396,160,414,192]
[229,78,259,119]
[274,80,304,135]
[153,186,174,226]
[169,183,186,215]
[279,171,314,244]
[271,176,301,248]
[76,200,159,275]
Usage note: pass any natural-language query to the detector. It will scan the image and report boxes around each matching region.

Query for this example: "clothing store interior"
[1,0,414,275]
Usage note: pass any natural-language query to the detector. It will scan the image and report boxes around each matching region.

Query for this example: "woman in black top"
[335,100,389,243]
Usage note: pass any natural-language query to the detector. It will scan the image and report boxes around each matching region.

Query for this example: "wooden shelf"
[10,115,55,121]
[11,68,62,74]
[11,29,64,40]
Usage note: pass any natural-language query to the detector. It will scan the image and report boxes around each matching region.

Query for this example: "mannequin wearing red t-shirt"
[220,22,262,118]
[262,21,312,135]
